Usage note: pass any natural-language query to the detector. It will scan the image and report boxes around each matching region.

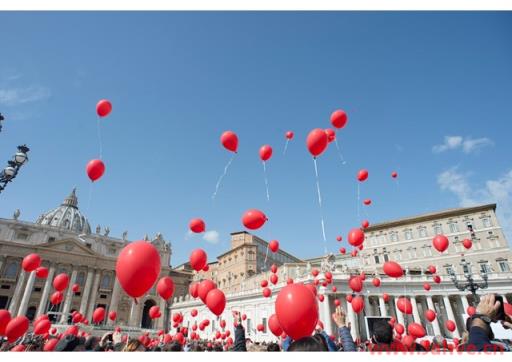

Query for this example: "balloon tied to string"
[283,131,294,155]
[259,145,272,202]
[212,131,239,201]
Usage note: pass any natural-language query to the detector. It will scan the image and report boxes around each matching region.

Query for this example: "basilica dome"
[36,188,92,234]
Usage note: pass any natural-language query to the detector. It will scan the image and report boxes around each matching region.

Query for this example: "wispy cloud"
[0,85,51,106]
[432,136,493,154]
[437,167,512,240]
[203,230,220,244]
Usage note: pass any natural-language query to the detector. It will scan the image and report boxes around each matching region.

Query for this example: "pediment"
[40,238,100,257]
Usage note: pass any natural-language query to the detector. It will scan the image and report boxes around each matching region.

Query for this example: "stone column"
[8,269,27,315]
[17,271,36,316]
[79,268,95,315]
[87,271,102,321]
[410,296,421,324]
[36,264,56,317]
[364,295,374,316]
[346,298,359,340]
[460,295,470,313]
[394,297,405,326]
[443,295,460,338]
[129,299,140,327]
[426,296,442,336]
[157,297,167,330]
[320,290,333,335]
[60,268,78,323]
[0,257,5,275]
[378,296,387,316]
[107,278,122,326]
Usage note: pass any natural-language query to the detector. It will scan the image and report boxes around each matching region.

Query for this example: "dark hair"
[189,343,205,352]
[287,335,328,351]
[84,336,99,351]
[213,344,224,351]
[55,335,81,351]
[372,320,393,344]
[267,342,281,351]
[169,341,183,351]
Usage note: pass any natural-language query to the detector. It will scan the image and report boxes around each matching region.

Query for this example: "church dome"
[36,188,91,234]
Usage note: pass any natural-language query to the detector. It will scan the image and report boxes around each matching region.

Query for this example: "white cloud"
[0,85,51,106]
[203,230,220,244]
[432,136,493,154]
[437,167,512,240]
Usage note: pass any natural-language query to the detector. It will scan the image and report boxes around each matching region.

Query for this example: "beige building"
[0,189,192,332]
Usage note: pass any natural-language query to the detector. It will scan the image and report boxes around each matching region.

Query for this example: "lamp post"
[0,145,30,194]
[447,258,488,304]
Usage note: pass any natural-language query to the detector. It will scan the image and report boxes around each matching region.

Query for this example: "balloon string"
[283,139,289,155]
[212,153,236,201]
[262,161,270,202]
[334,137,346,165]
[313,158,327,253]
[97,116,103,160]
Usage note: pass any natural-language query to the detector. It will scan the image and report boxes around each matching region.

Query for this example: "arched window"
[100,274,112,289]
[4,262,19,279]
[76,271,86,286]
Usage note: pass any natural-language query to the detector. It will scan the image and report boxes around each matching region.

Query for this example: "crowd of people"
[1,293,511,352]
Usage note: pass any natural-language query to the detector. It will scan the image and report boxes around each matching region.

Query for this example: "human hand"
[332,306,348,328]
[476,294,501,321]
[112,331,122,344]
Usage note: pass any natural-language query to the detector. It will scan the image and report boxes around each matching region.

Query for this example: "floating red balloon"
[259,145,273,161]
[92,307,106,324]
[0,309,11,336]
[263,287,271,298]
[445,320,456,332]
[86,159,105,182]
[361,220,370,229]
[50,291,63,305]
[72,283,80,293]
[189,282,199,298]
[149,306,161,319]
[5,316,29,343]
[462,238,472,249]
[383,293,390,302]
[305,283,317,296]
[339,247,346,255]
[191,309,198,317]
[271,264,278,273]
[351,249,358,257]
[423,282,431,291]
[269,240,279,253]
[394,323,404,335]
[109,311,117,321]
[189,249,208,272]
[428,265,437,274]
[318,294,324,302]
[52,273,69,292]
[348,228,365,247]
[115,240,161,298]
[275,283,319,341]
[189,218,206,233]
[351,296,364,314]
[324,128,335,143]
[433,235,449,253]
[372,278,381,287]
[198,280,216,303]
[408,323,426,338]
[346,294,353,303]
[363,199,372,206]
[270,274,278,285]
[397,297,413,314]
[35,266,48,278]
[425,309,436,322]
[96,99,112,117]
[336,236,342,242]
[268,314,283,337]
[22,253,41,272]
[157,276,175,301]
[433,275,441,284]
[44,338,59,352]
[285,131,294,140]
[33,318,51,335]
[205,289,226,316]
[306,128,328,157]
[467,306,476,316]
[357,169,369,182]
[242,209,267,230]
[391,171,398,178]
[220,131,238,153]
[261,280,268,288]
[383,261,404,278]
[330,110,348,129]
[349,276,363,293]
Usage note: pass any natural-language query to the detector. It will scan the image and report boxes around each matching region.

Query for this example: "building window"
[449,223,458,233]
[463,264,469,274]
[100,274,112,289]
[479,263,491,273]
[404,230,412,240]
[390,232,398,242]
[482,217,492,228]
[15,232,29,241]
[262,318,267,333]
[76,272,85,286]
[374,255,380,264]
[3,262,19,279]
[247,319,252,334]
[434,224,443,235]
[48,237,56,243]
[498,261,510,272]
[446,266,454,275]
[383,253,389,262]
[394,250,402,261]
[419,227,427,238]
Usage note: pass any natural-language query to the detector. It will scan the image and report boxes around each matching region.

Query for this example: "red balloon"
[433,234,449,253]
[5,316,29,342]
[351,249,358,257]
[242,314,247,321]
[259,145,273,161]
[445,320,456,332]
[11,344,26,352]
[420,340,430,350]
[325,271,333,280]
[0,309,12,336]
[346,294,353,303]
[34,319,51,335]
[391,171,398,178]
[397,297,413,314]
[332,286,337,292]
[348,228,365,247]
[462,238,472,249]
[221,131,238,153]
[318,294,325,302]
[35,266,48,278]
[257,323,264,332]
[92,307,106,324]
[311,268,319,277]
[339,247,346,254]
[305,283,317,296]
[330,110,348,129]
[408,323,426,338]
[242,209,267,230]
[336,235,342,242]
[433,275,441,284]
[220,319,226,329]
[372,278,381,287]
[261,279,268,288]
[189,282,199,298]
[269,240,279,253]
[349,276,363,293]
[198,279,217,303]
[189,218,206,233]
[361,220,370,229]
[428,265,437,274]
[86,159,105,182]
[44,338,59,351]
[271,264,278,273]
[191,309,198,317]
[363,199,372,206]
[275,284,318,341]
[423,282,431,291]
[50,291,63,305]
[203,264,209,272]
[268,314,283,336]
[357,169,369,182]
[394,323,405,334]
[467,306,476,316]
[425,309,436,322]
[383,293,390,302]
[72,313,83,324]
[109,311,117,321]
[115,241,161,298]
[149,306,161,319]
[157,276,175,300]
[402,335,416,349]
[359,272,365,281]
[324,128,335,143]
[383,261,404,278]
[270,274,278,285]
[285,131,294,140]
[351,296,364,314]
[263,287,272,298]
[306,128,328,157]
[22,253,41,272]
[205,289,226,316]
[287,278,294,284]
[334,299,341,307]
[72,283,80,293]
[96,99,112,117]
[52,273,69,292]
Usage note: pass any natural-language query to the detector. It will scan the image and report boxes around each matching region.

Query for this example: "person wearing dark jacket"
[233,315,247,351]
[55,335,81,351]
[368,320,406,352]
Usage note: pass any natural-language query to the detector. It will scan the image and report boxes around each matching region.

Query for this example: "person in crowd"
[233,314,248,351]
[367,319,406,352]
[287,334,329,351]
[331,305,357,351]
[267,342,281,351]
[84,336,99,351]
[123,338,145,352]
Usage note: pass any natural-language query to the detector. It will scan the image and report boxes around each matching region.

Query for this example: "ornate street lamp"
[448,257,488,304]
[0,145,30,194]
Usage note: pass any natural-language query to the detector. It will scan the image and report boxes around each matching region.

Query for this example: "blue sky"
[0,12,511,266]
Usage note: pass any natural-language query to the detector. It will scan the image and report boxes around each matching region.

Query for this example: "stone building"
[0,189,192,331]
[170,203,512,342]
